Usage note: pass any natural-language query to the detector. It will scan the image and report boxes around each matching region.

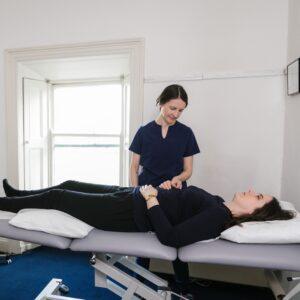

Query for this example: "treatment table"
[1,218,300,300]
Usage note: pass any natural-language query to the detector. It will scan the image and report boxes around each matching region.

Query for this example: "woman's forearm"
[130,167,139,187]
[130,153,140,187]
[176,156,193,182]
[175,170,192,182]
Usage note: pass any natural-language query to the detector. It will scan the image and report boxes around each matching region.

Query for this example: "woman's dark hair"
[227,197,295,228]
[156,84,188,106]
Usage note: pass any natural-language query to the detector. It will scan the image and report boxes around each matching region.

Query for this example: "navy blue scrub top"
[129,121,200,188]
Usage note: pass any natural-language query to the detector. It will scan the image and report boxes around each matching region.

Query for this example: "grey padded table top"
[178,239,300,271]
[0,220,72,249]
[70,229,177,260]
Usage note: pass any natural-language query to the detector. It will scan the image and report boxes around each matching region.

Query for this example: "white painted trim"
[5,39,144,61]
[50,77,122,86]
[0,238,38,254]
[5,39,144,187]
[119,78,125,186]
[52,133,121,138]
[48,87,54,186]
[145,69,285,83]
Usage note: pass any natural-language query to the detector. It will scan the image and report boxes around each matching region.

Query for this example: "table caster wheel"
[59,283,69,294]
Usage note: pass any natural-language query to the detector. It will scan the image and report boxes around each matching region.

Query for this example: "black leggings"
[4,179,129,196]
[0,182,136,232]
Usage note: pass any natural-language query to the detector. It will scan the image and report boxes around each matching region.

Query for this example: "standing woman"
[129,84,200,190]
[129,84,200,297]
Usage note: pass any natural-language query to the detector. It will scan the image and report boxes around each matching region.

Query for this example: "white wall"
[281,0,300,210]
[0,0,288,199]
[145,76,286,201]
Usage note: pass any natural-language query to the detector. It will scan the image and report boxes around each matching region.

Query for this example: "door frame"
[5,38,144,188]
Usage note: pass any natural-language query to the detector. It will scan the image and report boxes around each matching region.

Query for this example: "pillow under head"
[221,201,300,244]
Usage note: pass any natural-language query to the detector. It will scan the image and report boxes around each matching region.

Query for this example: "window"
[51,82,127,185]
[23,79,131,188]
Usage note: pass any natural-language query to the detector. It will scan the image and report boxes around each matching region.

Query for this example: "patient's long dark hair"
[227,197,295,228]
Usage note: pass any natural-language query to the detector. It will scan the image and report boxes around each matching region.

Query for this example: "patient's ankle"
[3,179,20,197]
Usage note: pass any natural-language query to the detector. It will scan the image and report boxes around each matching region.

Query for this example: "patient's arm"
[147,205,231,248]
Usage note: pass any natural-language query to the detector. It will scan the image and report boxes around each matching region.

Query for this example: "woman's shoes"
[171,291,194,300]
[170,282,194,300]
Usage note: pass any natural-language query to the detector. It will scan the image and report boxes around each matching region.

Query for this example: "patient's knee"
[60,180,77,189]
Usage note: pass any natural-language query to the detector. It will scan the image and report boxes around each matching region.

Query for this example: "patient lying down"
[1,179,294,248]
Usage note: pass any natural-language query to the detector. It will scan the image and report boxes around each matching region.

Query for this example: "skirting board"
[0,237,39,254]
[150,258,268,287]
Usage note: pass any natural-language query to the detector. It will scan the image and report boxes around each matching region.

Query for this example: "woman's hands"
[159,176,182,190]
[171,176,182,189]
[140,185,158,201]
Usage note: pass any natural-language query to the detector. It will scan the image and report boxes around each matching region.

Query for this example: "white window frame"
[49,78,127,186]
[5,39,144,188]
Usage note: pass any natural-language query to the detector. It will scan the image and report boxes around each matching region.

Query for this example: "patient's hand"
[140,185,158,201]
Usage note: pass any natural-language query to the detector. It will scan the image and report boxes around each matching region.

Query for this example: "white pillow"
[9,209,93,238]
[221,201,300,244]
[279,200,298,212]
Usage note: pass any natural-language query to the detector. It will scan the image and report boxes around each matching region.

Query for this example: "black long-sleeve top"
[133,186,232,248]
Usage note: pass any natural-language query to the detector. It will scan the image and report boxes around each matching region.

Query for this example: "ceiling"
[22,54,130,81]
